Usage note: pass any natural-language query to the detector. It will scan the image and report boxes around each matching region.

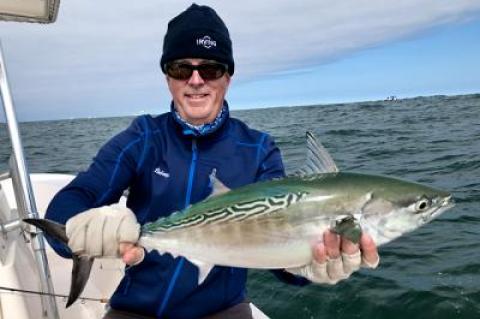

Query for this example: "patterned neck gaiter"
[171,101,229,137]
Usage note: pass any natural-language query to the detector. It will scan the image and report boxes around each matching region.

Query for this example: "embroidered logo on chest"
[154,168,170,178]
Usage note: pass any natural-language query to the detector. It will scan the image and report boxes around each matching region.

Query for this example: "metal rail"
[0,41,60,319]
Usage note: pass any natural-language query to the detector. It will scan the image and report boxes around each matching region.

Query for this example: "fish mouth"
[442,195,454,207]
[422,195,454,222]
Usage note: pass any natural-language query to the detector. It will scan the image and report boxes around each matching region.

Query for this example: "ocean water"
[1,93,479,318]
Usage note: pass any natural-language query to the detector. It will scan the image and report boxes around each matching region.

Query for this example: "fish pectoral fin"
[331,215,362,244]
[190,259,215,285]
[207,168,231,198]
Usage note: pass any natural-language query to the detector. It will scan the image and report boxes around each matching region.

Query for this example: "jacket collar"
[170,101,230,137]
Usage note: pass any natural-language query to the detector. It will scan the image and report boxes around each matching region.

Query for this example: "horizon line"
[1,91,478,124]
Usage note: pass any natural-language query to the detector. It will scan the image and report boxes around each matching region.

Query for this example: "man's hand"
[66,204,141,259]
[119,243,145,266]
[286,230,379,284]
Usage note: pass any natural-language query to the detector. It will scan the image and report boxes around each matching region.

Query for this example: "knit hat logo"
[196,36,216,49]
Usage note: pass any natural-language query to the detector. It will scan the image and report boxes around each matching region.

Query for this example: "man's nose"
[187,70,205,86]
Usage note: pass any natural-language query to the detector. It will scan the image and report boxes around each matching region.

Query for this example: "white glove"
[286,251,379,285]
[66,204,140,258]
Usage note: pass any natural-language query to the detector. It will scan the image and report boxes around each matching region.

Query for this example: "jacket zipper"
[157,139,198,317]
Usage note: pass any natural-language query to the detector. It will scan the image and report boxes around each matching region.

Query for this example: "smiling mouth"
[186,93,209,100]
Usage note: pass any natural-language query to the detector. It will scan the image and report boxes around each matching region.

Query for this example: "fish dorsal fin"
[292,131,339,176]
[208,168,231,198]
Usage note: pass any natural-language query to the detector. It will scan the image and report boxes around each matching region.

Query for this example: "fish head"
[356,174,455,246]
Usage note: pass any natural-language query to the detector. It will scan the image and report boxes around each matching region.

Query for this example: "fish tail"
[24,218,69,243]
[68,255,94,307]
[23,218,94,308]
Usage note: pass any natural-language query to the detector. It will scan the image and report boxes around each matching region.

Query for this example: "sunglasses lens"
[198,63,227,80]
[165,62,227,80]
[166,63,193,80]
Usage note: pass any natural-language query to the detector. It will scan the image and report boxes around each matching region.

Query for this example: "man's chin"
[183,111,213,125]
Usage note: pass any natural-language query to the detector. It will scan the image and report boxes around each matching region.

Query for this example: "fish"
[24,132,454,307]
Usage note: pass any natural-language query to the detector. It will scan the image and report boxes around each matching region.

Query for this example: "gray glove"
[66,204,140,257]
[286,251,379,284]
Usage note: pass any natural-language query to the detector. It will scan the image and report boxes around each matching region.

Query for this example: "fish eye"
[415,198,430,212]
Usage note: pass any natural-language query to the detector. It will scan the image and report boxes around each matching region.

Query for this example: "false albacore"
[24,132,454,307]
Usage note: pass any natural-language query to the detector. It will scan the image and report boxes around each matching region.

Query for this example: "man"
[45,4,379,319]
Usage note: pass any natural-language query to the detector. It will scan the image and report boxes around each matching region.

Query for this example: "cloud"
[1,0,480,120]
[220,0,480,77]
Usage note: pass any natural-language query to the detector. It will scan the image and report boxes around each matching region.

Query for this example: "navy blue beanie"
[160,4,234,75]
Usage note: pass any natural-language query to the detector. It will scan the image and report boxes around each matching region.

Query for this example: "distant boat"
[385,95,398,101]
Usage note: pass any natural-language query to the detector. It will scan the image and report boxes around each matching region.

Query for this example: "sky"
[1,0,480,122]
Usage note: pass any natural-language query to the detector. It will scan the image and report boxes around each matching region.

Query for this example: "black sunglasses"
[164,62,228,81]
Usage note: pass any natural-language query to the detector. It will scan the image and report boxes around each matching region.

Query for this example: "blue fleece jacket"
[45,103,307,318]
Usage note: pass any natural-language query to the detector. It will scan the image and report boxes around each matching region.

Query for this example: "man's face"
[166,58,231,125]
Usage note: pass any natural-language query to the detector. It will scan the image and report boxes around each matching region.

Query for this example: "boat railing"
[0,41,60,319]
